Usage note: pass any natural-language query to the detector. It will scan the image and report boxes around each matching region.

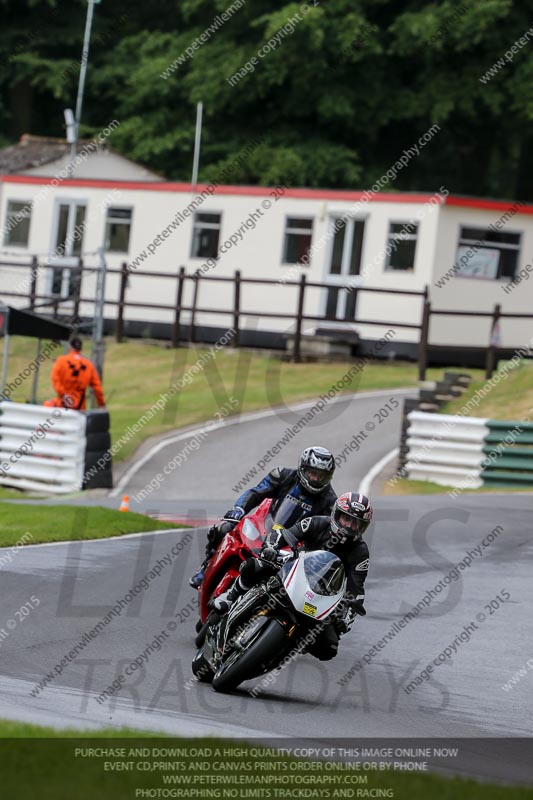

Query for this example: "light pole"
[191,101,203,190]
[69,0,101,169]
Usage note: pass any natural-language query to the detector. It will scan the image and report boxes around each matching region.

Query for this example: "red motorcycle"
[194,493,311,646]
[194,499,272,647]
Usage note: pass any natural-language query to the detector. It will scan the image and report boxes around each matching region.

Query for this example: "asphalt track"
[1,388,532,784]
[114,387,414,520]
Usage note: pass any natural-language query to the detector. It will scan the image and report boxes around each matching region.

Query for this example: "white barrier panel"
[0,402,86,435]
[407,410,489,443]
[406,462,483,488]
[0,402,86,494]
[405,410,486,488]
[0,429,84,459]
[406,437,485,468]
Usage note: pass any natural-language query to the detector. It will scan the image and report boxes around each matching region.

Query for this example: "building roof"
[0,134,105,175]
[0,134,164,181]
[1,172,531,215]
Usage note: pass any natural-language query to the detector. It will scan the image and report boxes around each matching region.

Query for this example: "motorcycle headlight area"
[242,518,261,541]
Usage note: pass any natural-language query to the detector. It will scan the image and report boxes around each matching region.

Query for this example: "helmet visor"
[337,511,370,538]
[302,466,333,491]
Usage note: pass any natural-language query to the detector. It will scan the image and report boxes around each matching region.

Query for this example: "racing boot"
[213,577,247,613]
[189,523,232,588]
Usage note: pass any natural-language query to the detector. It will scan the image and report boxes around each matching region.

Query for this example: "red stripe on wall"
[0,176,439,204]
[444,196,533,215]
[2,175,532,214]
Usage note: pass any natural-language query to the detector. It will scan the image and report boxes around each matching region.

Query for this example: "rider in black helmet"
[189,446,337,588]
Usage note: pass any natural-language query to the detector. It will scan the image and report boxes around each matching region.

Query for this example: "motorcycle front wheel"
[192,649,215,683]
[212,619,287,694]
[195,609,219,648]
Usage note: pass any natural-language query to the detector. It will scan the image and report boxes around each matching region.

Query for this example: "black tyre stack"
[83,409,113,489]
[397,398,420,473]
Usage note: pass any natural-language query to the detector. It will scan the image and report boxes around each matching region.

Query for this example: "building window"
[385,221,419,271]
[283,217,313,265]
[3,200,32,247]
[191,212,221,258]
[105,207,132,253]
[455,227,521,280]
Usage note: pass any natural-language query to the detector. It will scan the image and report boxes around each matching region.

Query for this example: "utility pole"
[69,0,101,170]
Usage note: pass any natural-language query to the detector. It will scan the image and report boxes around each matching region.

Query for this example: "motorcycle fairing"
[199,499,272,620]
[280,551,346,621]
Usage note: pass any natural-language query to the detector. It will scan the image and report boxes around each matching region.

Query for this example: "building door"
[49,200,87,297]
[323,217,366,321]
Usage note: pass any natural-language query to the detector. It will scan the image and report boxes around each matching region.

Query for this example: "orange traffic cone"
[119,495,130,512]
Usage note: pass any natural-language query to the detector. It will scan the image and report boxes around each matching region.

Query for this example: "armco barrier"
[482,419,533,487]
[0,402,86,493]
[404,410,533,489]
[396,372,472,471]
[405,411,487,487]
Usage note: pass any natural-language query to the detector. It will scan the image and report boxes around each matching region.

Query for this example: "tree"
[1,0,532,199]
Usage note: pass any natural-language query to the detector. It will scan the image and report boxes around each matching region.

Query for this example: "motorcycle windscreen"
[269,496,310,531]
[303,551,345,596]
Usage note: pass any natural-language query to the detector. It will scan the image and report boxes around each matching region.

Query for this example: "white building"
[1,144,532,362]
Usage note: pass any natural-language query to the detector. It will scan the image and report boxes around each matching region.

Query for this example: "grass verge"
[382,478,533,496]
[0,723,531,800]
[3,336,483,462]
[0,503,180,547]
[443,360,533,421]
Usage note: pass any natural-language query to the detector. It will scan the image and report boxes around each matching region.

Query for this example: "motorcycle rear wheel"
[212,619,287,694]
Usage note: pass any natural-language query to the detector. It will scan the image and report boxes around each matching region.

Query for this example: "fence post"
[72,257,82,325]
[189,272,200,344]
[293,273,307,363]
[232,270,241,347]
[29,256,38,310]
[418,297,431,381]
[485,302,501,379]
[172,266,186,348]
[115,262,129,343]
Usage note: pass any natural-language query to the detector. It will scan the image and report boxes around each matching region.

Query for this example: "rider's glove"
[222,506,245,524]
[351,598,366,617]
[264,524,286,548]
[260,545,281,565]
[260,524,288,564]
[335,607,358,636]
[62,394,75,408]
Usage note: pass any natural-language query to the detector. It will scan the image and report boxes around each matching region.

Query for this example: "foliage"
[1,0,532,198]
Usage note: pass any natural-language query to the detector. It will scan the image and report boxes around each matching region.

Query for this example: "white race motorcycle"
[192,547,347,694]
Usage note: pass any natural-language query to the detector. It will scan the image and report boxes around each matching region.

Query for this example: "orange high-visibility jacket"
[49,350,105,410]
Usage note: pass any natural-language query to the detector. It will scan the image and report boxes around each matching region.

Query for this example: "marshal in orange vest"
[44,337,105,411]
